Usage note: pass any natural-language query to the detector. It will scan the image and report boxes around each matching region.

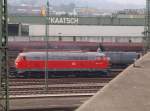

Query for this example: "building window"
[8,24,19,36]
[21,24,29,36]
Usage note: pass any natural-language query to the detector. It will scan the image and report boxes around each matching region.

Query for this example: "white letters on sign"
[49,17,79,24]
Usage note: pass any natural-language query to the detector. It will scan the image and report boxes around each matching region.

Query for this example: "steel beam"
[145,0,150,51]
[0,0,9,111]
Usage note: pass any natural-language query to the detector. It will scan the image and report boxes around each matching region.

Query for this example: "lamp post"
[58,32,62,41]
[44,0,49,91]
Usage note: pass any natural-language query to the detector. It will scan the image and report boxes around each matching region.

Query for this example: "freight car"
[104,51,140,66]
[8,41,144,52]
[15,51,110,78]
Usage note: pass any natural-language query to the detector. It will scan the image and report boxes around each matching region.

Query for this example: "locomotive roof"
[19,51,105,57]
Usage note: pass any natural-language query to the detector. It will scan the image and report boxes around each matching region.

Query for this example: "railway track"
[9,68,124,111]
[9,77,119,96]
[9,68,124,95]
[10,78,113,85]
[10,86,103,95]
[9,78,109,95]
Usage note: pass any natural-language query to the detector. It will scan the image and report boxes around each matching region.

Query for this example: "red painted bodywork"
[16,60,109,70]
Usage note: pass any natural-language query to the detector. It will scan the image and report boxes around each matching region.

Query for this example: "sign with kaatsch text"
[49,17,79,25]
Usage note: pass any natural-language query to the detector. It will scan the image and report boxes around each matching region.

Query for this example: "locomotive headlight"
[15,62,18,66]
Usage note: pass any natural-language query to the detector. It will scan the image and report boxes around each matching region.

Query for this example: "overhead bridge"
[76,52,150,111]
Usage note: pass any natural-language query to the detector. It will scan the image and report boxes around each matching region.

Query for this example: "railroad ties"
[9,78,111,96]
[9,68,124,111]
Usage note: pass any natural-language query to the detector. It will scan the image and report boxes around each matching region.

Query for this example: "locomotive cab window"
[22,56,26,60]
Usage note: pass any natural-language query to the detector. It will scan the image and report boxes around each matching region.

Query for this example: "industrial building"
[8,16,145,43]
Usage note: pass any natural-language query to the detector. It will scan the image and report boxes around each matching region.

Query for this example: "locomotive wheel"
[24,73,29,78]
[24,71,33,78]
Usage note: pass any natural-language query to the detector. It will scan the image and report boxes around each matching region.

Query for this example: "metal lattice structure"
[44,0,50,91]
[0,0,9,111]
[145,0,150,51]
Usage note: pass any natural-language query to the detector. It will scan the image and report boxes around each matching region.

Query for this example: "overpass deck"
[77,52,150,111]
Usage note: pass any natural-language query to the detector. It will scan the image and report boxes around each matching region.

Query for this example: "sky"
[107,0,145,5]
[75,0,145,9]
[9,0,146,9]
[56,0,145,9]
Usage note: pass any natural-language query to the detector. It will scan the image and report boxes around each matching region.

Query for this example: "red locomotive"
[15,51,110,77]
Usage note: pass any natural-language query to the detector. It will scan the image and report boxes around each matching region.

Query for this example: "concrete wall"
[8,36,143,43]
[29,25,144,37]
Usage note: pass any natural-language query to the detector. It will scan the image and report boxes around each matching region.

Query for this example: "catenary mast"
[0,0,9,111]
[145,0,150,51]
